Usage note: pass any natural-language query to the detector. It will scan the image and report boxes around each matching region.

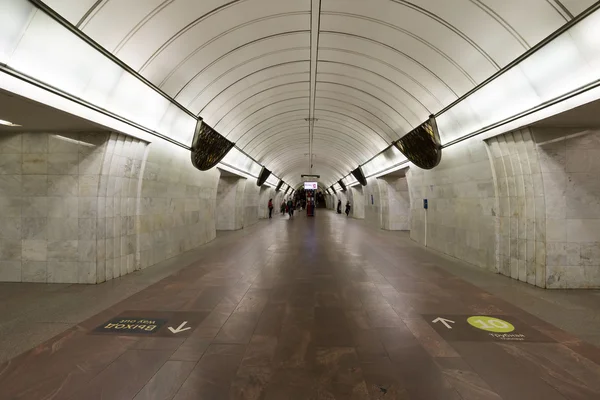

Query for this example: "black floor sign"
[92,311,209,337]
[423,314,554,343]
[95,317,167,335]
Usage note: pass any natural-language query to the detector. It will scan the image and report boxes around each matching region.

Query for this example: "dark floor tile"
[402,317,459,358]
[434,357,503,400]
[263,367,319,400]
[229,366,273,400]
[378,327,463,400]
[241,335,278,367]
[365,305,403,328]
[170,337,211,362]
[68,349,172,400]
[182,285,227,311]
[133,360,195,400]
[499,342,600,399]
[360,357,412,400]
[132,337,185,351]
[254,303,286,337]
[314,347,370,399]
[352,329,388,362]
[173,344,246,400]
[452,342,569,400]
[214,312,260,344]
[0,329,137,400]
[313,307,354,346]
[235,289,270,313]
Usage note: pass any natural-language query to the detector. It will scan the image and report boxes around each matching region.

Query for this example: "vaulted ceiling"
[43,0,595,186]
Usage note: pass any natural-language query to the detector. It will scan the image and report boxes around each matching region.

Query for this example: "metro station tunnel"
[2,1,600,399]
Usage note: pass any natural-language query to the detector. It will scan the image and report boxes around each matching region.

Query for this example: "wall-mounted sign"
[304,181,318,190]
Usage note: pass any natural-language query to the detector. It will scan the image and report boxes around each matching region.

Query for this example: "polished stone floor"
[1,211,600,399]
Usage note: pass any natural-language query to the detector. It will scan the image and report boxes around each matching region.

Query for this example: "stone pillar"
[243,179,260,227]
[379,176,411,231]
[215,174,246,231]
[0,131,149,284]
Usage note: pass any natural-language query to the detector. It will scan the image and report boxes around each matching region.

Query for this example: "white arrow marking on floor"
[168,321,191,334]
[432,317,455,329]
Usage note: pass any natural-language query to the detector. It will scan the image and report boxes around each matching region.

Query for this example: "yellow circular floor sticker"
[467,316,515,333]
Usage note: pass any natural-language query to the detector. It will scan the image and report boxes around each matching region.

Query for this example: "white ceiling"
[42,0,595,185]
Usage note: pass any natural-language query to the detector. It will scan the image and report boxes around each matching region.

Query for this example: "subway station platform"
[1,211,600,399]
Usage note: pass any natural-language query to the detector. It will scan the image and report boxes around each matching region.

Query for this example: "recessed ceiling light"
[0,119,21,127]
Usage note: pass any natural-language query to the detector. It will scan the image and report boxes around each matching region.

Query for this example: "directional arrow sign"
[168,321,191,334]
[432,317,455,329]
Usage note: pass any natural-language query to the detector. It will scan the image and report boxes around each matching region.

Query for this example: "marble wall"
[486,128,545,287]
[243,179,260,227]
[363,178,382,228]
[216,175,245,231]
[0,132,147,283]
[333,191,348,213]
[138,142,219,271]
[348,186,365,219]
[406,126,600,289]
[407,137,497,271]
[0,131,222,283]
[533,128,600,288]
[379,176,411,231]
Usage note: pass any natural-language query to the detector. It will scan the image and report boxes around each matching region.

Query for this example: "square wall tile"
[79,175,99,197]
[22,240,47,261]
[0,175,22,196]
[48,197,78,218]
[22,175,48,196]
[0,261,21,282]
[22,154,47,175]
[0,218,22,240]
[48,134,79,153]
[48,153,79,175]
[78,262,97,284]
[0,196,22,218]
[22,261,47,282]
[0,134,22,154]
[48,175,78,197]
[21,217,47,240]
[48,240,78,261]
[22,133,48,153]
[48,261,78,283]
[22,197,48,217]
[47,218,79,241]
[0,239,21,260]
[0,154,22,175]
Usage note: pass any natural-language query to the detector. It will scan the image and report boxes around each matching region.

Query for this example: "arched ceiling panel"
[201,73,309,119]
[254,134,369,163]
[238,118,385,154]
[204,83,310,126]
[195,62,309,115]
[317,77,420,129]
[174,36,310,106]
[244,126,373,160]
[214,89,309,131]
[159,23,310,96]
[41,0,594,185]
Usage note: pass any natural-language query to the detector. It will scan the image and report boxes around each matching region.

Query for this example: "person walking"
[345,201,351,217]
[287,198,294,218]
[337,199,342,214]
[268,198,274,218]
